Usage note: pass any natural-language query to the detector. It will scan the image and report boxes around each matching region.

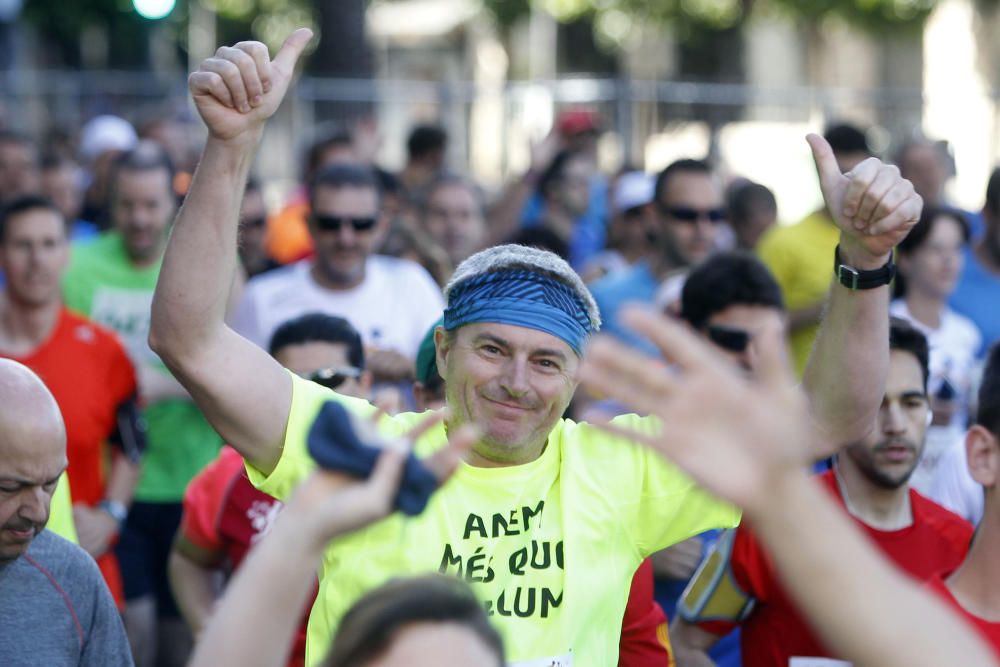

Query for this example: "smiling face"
[309,185,383,288]
[435,322,579,466]
[843,350,929,489]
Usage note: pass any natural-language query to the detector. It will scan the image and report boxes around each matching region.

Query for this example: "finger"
[404,409,448,443]
[216,46,264,108]
[200,57,250,112]
[365,448,407,506]
[423,424,478,482]
[753,317,794,391]
[866,179,911,226]
[234,40,272,95]
[868,194,922,237]
[272,28,314,74]
[188,71,235,109]
[806,133,841,196]
[620,306,731,374]
[580,338,680,416]
[853,164,900,227]
[841,158,881,224]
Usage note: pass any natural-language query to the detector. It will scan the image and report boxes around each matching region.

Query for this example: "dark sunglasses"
[706,324,751,353]
[660,204,726,224]
[302,366,363,391]
[312,215,378,233]
[241,216,267,229]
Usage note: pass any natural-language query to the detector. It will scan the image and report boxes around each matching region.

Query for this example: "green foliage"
[482,0,943,35]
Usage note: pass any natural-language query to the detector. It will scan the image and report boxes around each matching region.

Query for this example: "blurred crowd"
[1,42,1000,667]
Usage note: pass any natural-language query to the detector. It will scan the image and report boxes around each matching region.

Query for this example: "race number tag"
[790,659,853,667]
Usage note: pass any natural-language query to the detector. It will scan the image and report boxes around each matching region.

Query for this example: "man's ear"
[433,326,450,380]
[965,425,1000,488]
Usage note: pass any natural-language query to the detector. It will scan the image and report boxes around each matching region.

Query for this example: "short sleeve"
[245,372,378,500]
[180,453,237,553]
[606,414,740,557]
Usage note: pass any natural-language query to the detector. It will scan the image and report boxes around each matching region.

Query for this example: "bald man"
[0,360,133,666]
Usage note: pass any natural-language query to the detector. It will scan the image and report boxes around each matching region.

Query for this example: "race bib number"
[510,655,573,667]
[790,658,852,667]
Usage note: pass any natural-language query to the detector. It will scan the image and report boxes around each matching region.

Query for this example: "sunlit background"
[4,0,1000,219]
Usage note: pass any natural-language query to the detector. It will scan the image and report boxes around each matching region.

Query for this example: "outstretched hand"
[579,307,817,515]
[287,411,477,548]
[189,28,313,143]
[807,133,922,265]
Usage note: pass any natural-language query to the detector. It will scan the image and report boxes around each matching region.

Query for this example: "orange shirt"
[4,308,137,506]
[266,198,314,265]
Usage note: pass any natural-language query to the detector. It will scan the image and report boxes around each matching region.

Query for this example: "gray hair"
[444,244,601,331]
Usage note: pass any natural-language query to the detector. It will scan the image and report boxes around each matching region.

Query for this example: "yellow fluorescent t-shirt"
[247,374,740,667]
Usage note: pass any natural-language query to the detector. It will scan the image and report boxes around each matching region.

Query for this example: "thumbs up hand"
[188,29,314,143]
[807,133,922,267]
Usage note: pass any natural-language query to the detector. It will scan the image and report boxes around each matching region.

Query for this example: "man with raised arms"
[149,30,920,665]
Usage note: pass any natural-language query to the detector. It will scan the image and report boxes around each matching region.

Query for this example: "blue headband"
[443,270,594,355]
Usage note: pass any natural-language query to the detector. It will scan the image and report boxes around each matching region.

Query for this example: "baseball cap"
[556,109,602,137]
[80,115,138,162]
[613,171,654,214]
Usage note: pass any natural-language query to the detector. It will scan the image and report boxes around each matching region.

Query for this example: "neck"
[0,293,61,355]
[309,262,365,290]
[904,290,946,329]
[948,496,1000,621]
[834,458,913,530]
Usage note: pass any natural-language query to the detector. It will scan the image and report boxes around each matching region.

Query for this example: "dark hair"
[309,163,380,211]
[536,150,579,200]
[727,181,776,226]
[323,575,504,667]
[893,206,971,298]
[823,123,872,156]
[653,159,712,205]
[977,342,1000,436]
[40,150,77,171]
[888,316,930,391]
[423,173,485,215]
[506,226,570,261]
[374,168,402,197]
[268,313,365,370]
[111,141,176,192]
[0,194,65,242]
[985,167,1000,219]
[680,251,784,330]
[407,124,447,161]
[304,130,354,182]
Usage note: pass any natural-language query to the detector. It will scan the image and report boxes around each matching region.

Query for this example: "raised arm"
[580,309,997,667]
[801,134,922,454]
[149,30,312,474]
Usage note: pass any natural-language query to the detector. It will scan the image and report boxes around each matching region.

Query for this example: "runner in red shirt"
[0,195,144,605]
[925,341,1000,662]
[672,320,974,667]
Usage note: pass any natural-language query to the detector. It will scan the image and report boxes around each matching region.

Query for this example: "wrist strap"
[833,245,895,290]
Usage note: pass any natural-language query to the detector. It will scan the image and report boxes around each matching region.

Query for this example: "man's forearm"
[750,474,997,667]
[168,552,221,637]
[188,511,319,667]
[150,134,260,365]
[802,240,890,454]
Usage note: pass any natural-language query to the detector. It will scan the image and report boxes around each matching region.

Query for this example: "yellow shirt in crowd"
[248,374,739,667]
[756,210,841,376]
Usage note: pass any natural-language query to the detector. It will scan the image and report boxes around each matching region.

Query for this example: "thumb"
[806,133,841,195]
[273,28,313,73]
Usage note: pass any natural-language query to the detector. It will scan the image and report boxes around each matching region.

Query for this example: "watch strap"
[833,245,896,290]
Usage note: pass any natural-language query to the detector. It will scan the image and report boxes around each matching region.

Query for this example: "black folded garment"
[307,401,439,516]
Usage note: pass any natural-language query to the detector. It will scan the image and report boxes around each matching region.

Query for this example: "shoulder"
[369,255,439,286]
[590,264,653,303]
[911,489,976,544]
[941,309,983,346]
[68,232,119,267]
[24,531,104,586]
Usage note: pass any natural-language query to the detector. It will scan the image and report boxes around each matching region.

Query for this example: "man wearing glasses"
[230,163,444,383]
[590,159,727,350]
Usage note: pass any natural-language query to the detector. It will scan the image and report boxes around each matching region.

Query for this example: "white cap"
[613,171,654,214]
[80,115,138,162]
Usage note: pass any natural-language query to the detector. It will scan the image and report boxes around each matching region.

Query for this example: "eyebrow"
[472,334,568,362]
[0,470,66,488]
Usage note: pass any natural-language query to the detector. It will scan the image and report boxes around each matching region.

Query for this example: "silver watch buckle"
[837,264,860,289]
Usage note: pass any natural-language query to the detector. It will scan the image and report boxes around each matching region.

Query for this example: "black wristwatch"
[833,245,895,290]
